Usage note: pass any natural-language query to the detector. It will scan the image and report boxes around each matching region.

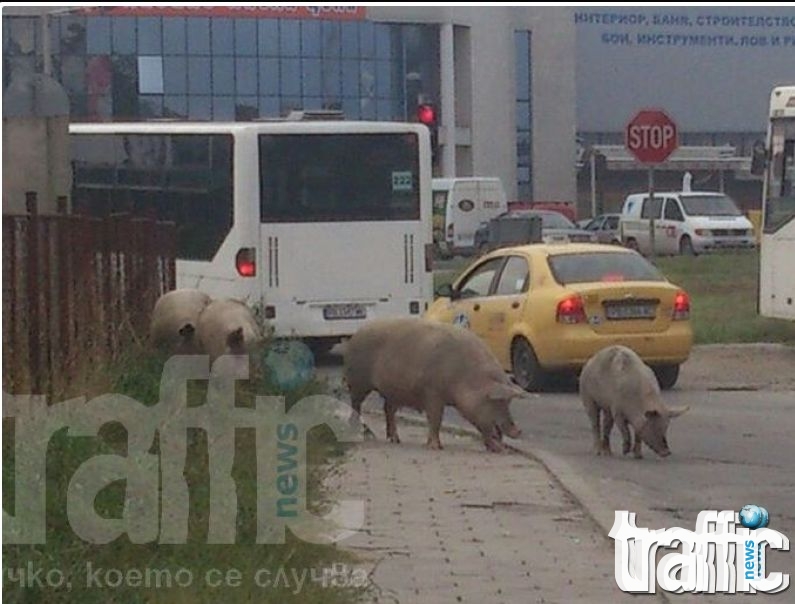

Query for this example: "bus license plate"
[323,304,367,321]
[605,303,656,320]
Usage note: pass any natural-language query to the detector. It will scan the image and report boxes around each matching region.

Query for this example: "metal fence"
[2,192,176,395]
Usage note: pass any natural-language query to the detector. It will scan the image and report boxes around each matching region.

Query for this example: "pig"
[149,289,211,353]
[342,318,524,452]
[195,298,264,361]
[579,345,688,459]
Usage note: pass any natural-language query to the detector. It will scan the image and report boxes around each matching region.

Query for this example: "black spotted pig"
[343,318,524,452]
[579,345,688,459]
[149,289,211,353]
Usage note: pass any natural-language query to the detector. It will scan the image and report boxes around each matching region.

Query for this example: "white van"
[432,177,507,254]
[619,191,755,255]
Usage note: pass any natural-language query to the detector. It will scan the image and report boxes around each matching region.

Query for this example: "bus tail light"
[556,295,587,324]
[235,247,256,277]
[425,243,434,272]
[672,291,690,320]
[447,223,454,240]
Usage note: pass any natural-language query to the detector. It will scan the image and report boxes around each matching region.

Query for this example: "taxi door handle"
[473,304,481,311]
[511,301,520,309]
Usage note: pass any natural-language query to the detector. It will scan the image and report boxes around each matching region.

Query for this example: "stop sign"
[625,109,679,164]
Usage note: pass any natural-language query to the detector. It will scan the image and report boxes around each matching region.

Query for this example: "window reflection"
[12,14,440,123]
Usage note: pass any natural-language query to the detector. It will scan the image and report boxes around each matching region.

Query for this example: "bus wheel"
[679,236,695,256]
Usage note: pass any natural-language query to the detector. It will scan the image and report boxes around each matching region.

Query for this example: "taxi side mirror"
[435,283,456,299]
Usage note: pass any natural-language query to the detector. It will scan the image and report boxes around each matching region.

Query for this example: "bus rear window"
[71,133,233,261]
[548,252,665,285]
[259,133,420,222]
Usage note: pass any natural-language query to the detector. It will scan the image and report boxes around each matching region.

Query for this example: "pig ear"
[666,405,689,418]
[227,327,244,349]
[488,383,527,402]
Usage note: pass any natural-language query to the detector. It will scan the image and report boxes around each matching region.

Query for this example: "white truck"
[432,177,507,255]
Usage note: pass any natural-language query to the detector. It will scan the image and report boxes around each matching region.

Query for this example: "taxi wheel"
[511,338,545,392]
[653,364,680,390]
[625,238,639,252]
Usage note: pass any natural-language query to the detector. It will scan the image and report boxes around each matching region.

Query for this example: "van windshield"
[680,195,741,217]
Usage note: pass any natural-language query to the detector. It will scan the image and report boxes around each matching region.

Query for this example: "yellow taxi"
[425,243,692,390]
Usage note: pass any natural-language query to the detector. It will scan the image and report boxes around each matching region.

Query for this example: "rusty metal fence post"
[25,191,42,393]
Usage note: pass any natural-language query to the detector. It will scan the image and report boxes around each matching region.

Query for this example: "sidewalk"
[332,412,644,604]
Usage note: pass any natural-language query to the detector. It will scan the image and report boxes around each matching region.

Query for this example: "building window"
[515,30,533,200]
[7,13,439,123]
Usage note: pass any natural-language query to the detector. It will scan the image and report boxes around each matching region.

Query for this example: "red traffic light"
[417,103,436,126]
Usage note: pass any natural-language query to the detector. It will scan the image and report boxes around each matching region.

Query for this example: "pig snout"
[501,421,521,439]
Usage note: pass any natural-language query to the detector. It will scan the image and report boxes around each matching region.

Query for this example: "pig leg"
[425,403,444,450]
[583,397,603,455]
[616,414,632,455]
[384,400,400,444]
[631,426,643,459]
[480,424,505,453]
[348,386,375,440]
[600,409,614,456]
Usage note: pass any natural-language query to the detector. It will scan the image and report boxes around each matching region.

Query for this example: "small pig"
[149,289,211,353]
[196,298,264,361]
[343,318,524,452]
[579,345,688,459]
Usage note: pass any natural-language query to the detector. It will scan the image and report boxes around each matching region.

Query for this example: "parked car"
[426,243,693,390]
[619,191,755,255]
[473,210,596,253]
[581,213,622,244]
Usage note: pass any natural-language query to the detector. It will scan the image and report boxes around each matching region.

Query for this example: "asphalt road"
[317,347,795,589]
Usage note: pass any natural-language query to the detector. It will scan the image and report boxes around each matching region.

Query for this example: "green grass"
[3,346,368,603]
[652,251,795,344]
[431,251,795,345]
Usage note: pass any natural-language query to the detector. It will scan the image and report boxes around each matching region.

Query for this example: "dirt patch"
[678,344,795,391]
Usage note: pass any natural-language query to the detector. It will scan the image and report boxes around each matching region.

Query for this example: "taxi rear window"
[548,252,665,285]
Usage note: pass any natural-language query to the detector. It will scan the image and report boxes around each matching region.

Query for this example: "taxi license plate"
[323,304,367,320]
[604,303,656,320]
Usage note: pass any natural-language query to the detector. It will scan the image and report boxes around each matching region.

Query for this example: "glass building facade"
[3,13,440,123]
[515,31,533,201]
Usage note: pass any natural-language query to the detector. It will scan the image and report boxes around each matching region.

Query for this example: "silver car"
[581,213,622,245]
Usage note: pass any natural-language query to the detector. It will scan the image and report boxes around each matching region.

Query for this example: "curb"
[377,409,672,604]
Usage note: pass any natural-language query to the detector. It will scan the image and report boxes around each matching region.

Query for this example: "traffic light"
[416,102,439,161]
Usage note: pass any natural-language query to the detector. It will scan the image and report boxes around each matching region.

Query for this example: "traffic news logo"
[610,509,790,594]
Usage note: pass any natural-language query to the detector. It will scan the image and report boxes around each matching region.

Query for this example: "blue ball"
[739,504,770,529]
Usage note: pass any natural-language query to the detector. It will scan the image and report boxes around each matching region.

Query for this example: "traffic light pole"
[648,166,656,259]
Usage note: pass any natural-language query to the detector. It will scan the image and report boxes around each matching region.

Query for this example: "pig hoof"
[388,434,401,444]
[622,443,631,455]
[485,440,505,453]
[426,439,443,450]
[362,426,376,440]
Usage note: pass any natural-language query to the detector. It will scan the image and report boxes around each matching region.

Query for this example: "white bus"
[70,118,434,343]
[757,86,795,321]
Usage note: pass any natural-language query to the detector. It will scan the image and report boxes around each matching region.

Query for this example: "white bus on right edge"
[756,85,795,321]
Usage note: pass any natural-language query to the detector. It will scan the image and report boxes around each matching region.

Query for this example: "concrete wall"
[2,116,72,214]
[367,6,577,203]
[2,73,72,215]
